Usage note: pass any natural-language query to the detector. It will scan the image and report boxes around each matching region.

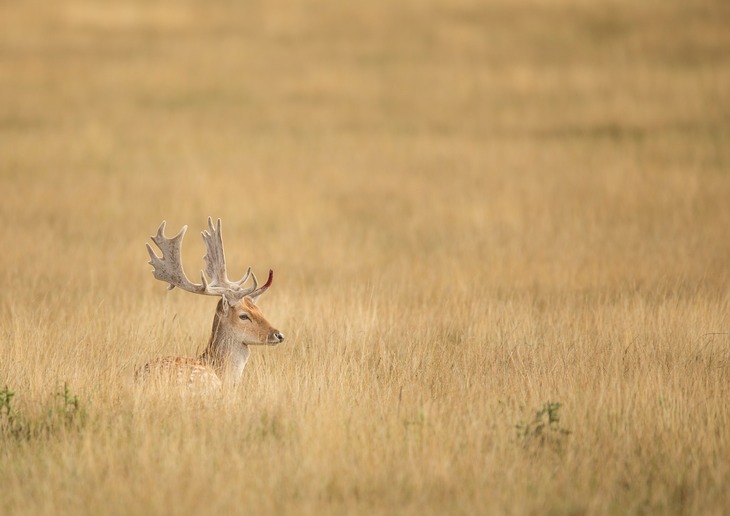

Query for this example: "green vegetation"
[1,384,86,441]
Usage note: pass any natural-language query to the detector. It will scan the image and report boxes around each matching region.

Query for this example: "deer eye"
[239,313,251,321]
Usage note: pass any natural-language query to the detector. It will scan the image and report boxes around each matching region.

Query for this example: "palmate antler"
[146,217,272,304]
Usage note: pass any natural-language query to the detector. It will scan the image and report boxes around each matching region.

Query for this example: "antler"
[146,218,270,304]
[201,217,252,291]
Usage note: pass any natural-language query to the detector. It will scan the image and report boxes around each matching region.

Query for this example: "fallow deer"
[137,217,284,391]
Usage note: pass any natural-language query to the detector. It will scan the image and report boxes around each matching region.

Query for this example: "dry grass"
[1,0,730,514]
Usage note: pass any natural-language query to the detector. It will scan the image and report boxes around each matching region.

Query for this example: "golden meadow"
[1,1,729,514]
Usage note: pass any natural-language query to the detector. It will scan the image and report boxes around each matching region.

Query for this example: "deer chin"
[242,338,266,346]
[241,334,280,346]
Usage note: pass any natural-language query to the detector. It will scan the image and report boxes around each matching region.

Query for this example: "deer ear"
[218,296,231,315]
[220,292,240,313]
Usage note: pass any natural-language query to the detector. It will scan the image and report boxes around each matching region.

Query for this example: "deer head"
[211,278,285,346]
[146,217,285,347]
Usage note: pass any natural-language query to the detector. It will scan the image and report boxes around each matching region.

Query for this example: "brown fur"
[135,356,222,391]
[222,297,280,344]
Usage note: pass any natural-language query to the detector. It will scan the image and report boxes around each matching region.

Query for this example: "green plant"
[0,385,21,437]
[516,402,571,450]
[0,384,86,441]
[52,382,86,431]
[1,385,16,416]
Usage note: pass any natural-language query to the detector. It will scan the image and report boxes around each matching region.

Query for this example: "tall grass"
[1,0,729,514]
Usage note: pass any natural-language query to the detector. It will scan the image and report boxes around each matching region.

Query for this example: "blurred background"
[2,0,728,302]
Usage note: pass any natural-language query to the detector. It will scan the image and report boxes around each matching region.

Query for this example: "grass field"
[1,0,730,514]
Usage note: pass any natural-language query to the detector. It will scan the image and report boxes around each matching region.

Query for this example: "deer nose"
[272,331,285,343]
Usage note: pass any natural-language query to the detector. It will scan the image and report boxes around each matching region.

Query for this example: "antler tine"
[222,268,258,300]
[219,268,258,299]
[249,269,274,300]
[233,266,252,287]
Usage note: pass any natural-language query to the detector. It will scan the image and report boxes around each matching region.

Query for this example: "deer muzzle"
[268,330,285,345]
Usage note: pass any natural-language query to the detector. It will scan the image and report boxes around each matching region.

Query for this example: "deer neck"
[199,311,250,384]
